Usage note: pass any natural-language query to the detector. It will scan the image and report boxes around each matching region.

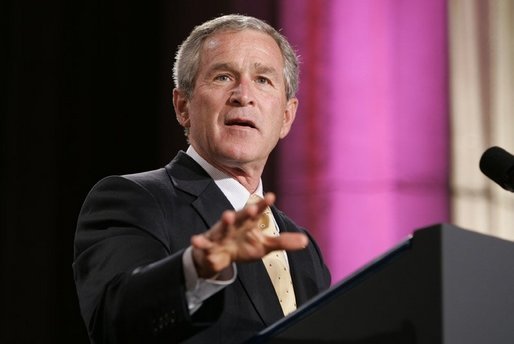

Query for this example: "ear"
[279,97,298,139]
[173,88,190,128]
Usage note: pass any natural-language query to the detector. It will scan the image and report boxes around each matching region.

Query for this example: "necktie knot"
[247,194,273,233]
[247,193,261,205]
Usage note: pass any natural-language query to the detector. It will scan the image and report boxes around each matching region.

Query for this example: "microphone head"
[479,146,514,192]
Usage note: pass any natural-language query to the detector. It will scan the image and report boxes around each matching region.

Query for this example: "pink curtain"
[278,0,450,283]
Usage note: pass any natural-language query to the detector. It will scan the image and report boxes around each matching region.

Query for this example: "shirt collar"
[186,146,263,211]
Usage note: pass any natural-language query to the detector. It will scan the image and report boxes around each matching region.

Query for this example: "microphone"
[479,146,514,192]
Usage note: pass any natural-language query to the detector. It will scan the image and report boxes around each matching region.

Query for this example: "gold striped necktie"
[247,194,297,316]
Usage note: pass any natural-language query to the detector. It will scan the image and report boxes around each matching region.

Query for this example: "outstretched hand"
[191,193,309,279]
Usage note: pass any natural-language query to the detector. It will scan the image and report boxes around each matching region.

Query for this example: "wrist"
[192,247,218,279]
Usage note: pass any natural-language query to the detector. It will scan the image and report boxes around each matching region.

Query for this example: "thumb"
[266,232,309,252]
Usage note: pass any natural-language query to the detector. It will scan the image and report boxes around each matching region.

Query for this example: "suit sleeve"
[73,176,222,343]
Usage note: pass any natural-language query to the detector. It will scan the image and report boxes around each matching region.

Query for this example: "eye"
[256,76,272,85]
[214,74,231,82]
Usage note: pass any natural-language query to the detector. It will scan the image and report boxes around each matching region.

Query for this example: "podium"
[250,224,514,343]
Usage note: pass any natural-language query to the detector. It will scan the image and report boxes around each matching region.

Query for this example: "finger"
[251,192,275,215]
[263,233,309,252]
[220,210,236,226]
[191,233,214,250]
[192,210,238,247]
[234,204,261,227]
[236,192,275,225]
[263,192,276,207]
[206,210,236,242]
[191,237,231,278]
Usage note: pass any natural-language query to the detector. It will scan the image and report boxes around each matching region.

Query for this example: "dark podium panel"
[250,224,514,343]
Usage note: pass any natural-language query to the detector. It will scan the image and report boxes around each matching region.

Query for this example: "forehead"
[199,29,285,71]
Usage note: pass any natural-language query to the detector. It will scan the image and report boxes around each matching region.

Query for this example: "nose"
[229,79,254,106]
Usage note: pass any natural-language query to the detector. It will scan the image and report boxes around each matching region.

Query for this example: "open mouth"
[225,118,257,129]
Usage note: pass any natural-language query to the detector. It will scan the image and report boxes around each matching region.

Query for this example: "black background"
[2,1,279,342]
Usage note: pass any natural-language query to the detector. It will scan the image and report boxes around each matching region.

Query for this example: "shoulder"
[82,168,171,210]
[86,151,195,202]
[122,167,172,197]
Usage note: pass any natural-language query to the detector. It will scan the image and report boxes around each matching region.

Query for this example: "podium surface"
[251,224,514,343]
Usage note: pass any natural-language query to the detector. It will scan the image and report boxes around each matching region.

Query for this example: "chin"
[218,145,260,163]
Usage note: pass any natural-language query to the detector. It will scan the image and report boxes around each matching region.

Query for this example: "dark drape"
[2,1,277,342]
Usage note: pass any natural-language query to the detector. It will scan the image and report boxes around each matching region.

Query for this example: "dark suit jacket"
[73,151,331,343]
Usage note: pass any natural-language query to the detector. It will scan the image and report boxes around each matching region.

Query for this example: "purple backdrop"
[278,0,450,282]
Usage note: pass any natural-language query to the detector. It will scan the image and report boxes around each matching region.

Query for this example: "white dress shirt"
[182,146,265,314]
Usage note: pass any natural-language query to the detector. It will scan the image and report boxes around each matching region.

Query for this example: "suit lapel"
[166,151,232,228]
[236,261,284,326]
[191,184,233,229]
[165,152,284,324]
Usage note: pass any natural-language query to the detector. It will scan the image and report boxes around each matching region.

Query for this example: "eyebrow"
[207,62,280,78]
[206,63,235,77]
[253,63,279,78]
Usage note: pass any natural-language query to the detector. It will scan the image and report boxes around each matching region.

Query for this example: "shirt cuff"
[182,246,237,314]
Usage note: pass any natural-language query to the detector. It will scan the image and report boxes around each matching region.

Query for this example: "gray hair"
[173,14,299,100]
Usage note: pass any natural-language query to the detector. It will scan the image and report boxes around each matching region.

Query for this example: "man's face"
[175,29,298,172]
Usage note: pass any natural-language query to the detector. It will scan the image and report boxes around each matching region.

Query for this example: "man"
[73,14,331,344]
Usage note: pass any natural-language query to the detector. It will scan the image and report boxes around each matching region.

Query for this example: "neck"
[188,145,267,193]
[212,161,264,193]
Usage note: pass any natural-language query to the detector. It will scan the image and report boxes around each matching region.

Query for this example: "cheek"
[190,93,226,121]
[188,102,217,126]
[263,117,285,142]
